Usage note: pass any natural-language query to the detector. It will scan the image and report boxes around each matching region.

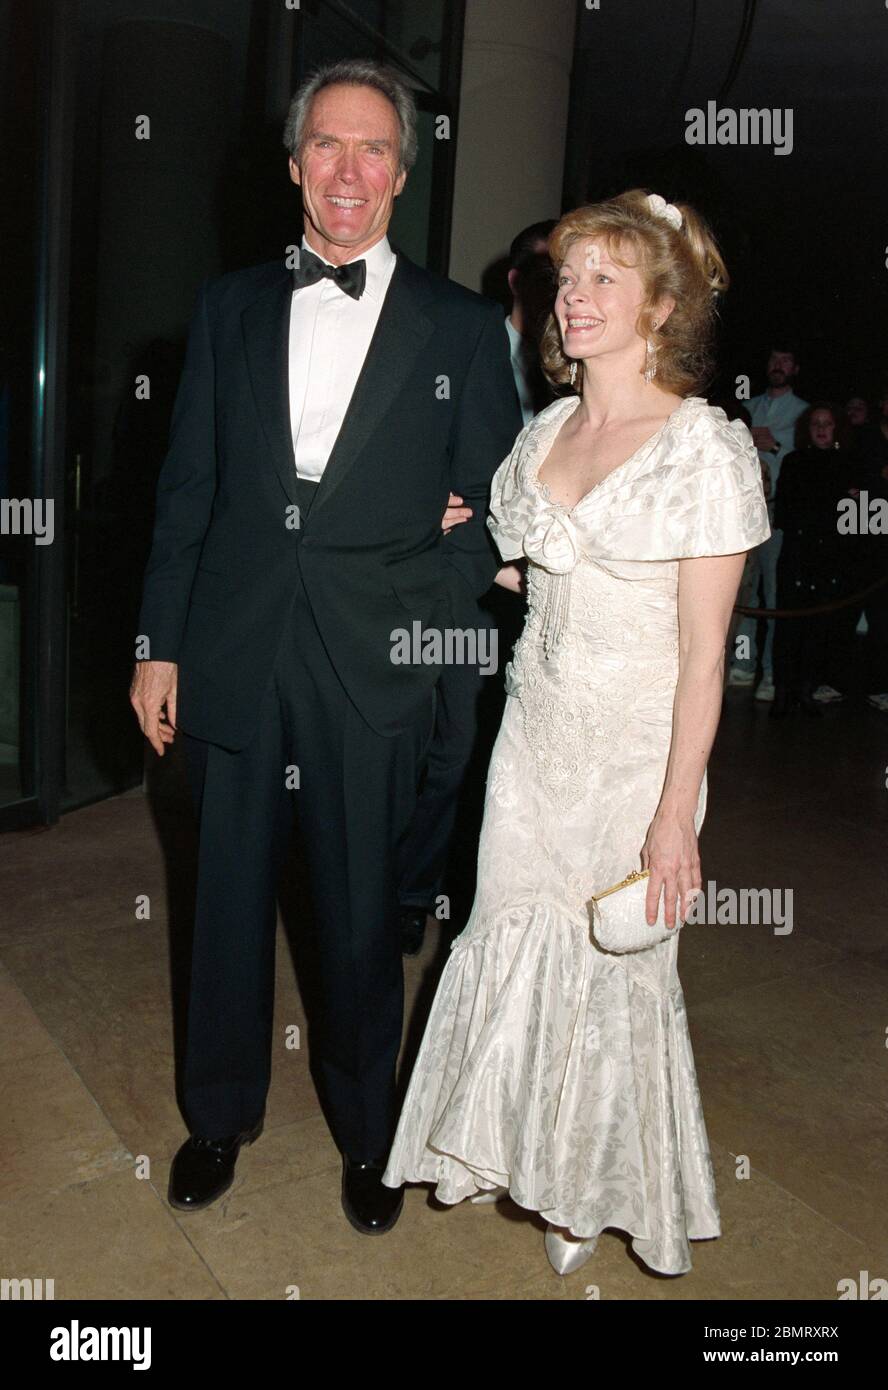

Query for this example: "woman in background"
[771,402,851,717]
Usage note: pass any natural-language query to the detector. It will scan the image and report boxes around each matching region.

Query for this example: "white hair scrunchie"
[646,193,683,230]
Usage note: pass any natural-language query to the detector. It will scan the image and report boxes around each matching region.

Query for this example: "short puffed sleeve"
[666,406,772,557]
[589,403,772,561]
[486,417,537,561]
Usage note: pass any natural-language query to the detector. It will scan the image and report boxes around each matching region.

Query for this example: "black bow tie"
[291,247,367,300]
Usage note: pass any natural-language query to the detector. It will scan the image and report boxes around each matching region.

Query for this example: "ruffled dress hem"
[382,900,722,1278]
[384,1155,720,1277]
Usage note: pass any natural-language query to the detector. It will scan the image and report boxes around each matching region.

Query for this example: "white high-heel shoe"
[470,1184,509,1205]
[544,1223,598,1275]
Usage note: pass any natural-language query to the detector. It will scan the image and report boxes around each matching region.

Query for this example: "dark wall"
[564,0,887,406]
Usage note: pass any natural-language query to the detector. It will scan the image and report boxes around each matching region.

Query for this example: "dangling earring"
[569,361,577,386]
[643,319,660,383]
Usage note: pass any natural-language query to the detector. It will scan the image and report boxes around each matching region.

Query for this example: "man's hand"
[759,457,772,500]
[751,425,777,453]
[130,660,178,757]
[442,491,472,534]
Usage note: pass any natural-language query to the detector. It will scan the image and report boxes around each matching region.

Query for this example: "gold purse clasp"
[590,868,650,903]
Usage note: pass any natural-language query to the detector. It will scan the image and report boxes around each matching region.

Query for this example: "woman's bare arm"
[641,551,747,928]
[494,562,526,594]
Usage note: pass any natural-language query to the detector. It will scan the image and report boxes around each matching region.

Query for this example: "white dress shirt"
[747,388,808,503]
[288,232,397,480]
[505,315,536,426]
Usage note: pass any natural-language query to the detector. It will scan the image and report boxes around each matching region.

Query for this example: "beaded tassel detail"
[541,570,571,657]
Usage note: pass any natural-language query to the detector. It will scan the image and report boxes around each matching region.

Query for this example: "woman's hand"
[494,562,526,594]
[640,811,701,931]
[442,492,472,533]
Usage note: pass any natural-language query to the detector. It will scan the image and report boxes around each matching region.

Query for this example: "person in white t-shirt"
[726,344,808,701]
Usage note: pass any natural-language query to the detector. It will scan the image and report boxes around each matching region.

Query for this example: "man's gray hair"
[283,59,418,173]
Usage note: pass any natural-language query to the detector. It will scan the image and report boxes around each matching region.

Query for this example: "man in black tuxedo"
[130,59,521,1233]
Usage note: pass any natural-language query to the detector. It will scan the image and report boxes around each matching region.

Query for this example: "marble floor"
[1,689,886,1301]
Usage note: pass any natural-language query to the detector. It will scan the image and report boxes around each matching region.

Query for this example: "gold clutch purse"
[587,867,680,954]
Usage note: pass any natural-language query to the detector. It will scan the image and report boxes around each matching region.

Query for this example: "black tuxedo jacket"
[137,249,522,749]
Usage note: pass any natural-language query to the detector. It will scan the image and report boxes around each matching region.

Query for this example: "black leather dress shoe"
[400,907,427,957]
[168,1112,264,1212]
[341,1154,404,1234]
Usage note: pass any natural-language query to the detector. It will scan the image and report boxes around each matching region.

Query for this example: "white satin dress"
[383,394,771,1275]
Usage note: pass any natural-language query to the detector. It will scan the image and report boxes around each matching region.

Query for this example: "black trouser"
[773,597,829,693]
[396,604,489,913]
[773,560,834,695]
[181,478,434,1160]
[397,585,525,919]
[823,567,888,694]
[864,578,888,691]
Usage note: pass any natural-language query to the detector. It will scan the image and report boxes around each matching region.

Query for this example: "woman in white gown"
[383,190,770,1277]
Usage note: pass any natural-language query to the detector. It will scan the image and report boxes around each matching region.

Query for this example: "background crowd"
[721,360,888,717]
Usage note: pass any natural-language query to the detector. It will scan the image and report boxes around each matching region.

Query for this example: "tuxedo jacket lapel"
[241,252,435,518]
[241,273,300,506]
[310,253,435,519]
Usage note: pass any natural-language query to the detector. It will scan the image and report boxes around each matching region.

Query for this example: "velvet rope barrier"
[733,568,888,619]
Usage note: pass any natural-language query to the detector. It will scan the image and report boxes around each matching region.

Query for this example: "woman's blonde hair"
[540,189,729,397]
